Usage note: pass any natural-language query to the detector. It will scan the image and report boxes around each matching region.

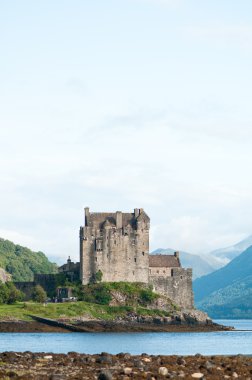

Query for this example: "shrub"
[32,285,47,303]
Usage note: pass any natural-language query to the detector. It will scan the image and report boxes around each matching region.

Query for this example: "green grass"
[75,281,160,306]
[0,301,171,321]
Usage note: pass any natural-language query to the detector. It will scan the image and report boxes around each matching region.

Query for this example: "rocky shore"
[0,352,251,379]
[0,319,231,333]
[0,310,233,333]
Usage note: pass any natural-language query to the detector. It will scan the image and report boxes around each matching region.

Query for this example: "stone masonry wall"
[149,268,194,309]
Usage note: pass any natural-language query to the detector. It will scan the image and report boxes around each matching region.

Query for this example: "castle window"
[134,258,137,262]
[149,269,151,274]
[180,276,183,279]
[114,240,116,244]
[163,270,165,274]
[142,252,144,256]
[133,271,135,275]
[157,270,159,274]
[95,257,97,261]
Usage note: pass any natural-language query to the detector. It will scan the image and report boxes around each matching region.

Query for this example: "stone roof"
[88,210,150,229]
[149,254,180,268]
[90,213,134,228]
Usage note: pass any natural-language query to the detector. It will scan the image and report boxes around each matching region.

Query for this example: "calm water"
[0,320,251,355]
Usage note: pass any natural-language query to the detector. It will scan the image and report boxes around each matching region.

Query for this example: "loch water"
[0,320,251,355]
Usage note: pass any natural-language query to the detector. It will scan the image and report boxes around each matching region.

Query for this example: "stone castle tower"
[79,207,150,285]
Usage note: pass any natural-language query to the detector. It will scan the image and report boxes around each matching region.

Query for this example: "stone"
[96,355,112,364]
[205,360,215,370]
[158,367,169,376]
[191,373,204,379]
[177,357,186,366]
[133,359,144,369]
[123,367,132,375]
[178,370,185,377]
[232,373,239,378]
[98,370,113,380]
[44,355,53,360]
[142,357,151,363]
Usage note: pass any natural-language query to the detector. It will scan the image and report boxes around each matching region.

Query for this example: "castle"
[15,207,193,309]
[78,207,193,309]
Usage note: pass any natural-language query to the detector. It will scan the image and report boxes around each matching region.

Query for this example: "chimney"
[84,207,90,226]
[116,211,122,229]
[174,251,180,259]
[134,208,140,217]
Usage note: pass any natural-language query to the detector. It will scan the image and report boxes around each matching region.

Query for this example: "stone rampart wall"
[149,268,194,309]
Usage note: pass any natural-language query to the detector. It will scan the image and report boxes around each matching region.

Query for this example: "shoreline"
[0,319,233,333]
[0,352,251,379]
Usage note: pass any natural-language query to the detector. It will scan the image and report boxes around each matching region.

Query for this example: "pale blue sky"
[1,1,252,262]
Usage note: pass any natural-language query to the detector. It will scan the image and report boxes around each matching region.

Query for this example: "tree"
[32,285,47,303]
[0,281,23,304]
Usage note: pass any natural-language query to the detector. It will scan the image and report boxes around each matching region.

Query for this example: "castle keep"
[79,208,193,309]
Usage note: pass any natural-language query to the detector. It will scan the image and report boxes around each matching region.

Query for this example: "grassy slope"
[0,282,176,321]
[0,238,57,281]
[0,302,172,322]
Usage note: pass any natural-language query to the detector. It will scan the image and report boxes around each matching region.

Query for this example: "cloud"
[186,24,252,48]
[151,217,247,255]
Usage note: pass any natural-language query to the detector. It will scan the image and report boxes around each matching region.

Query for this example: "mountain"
[193,245,252,318]
[209,235,252,266]
[0,238,58,282]
[151,248,215,279]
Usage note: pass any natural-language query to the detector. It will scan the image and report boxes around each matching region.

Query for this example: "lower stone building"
[149,252,193,309]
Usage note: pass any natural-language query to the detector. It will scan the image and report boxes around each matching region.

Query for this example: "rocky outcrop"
[0,267,11,283]
[109,289,175,311]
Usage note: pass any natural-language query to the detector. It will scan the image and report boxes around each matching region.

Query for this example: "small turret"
[84,207,90,226]
[116,211,122,228]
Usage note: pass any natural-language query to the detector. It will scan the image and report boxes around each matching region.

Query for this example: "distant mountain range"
[193,245,252,318]
[151,248,215,279]
[208,234,252,266]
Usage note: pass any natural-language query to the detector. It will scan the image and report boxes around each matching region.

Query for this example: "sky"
[1,0,252,263]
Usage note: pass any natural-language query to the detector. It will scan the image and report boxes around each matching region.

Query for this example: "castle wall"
[34,274,65,298]
[149,268,194,309]
[149,267,172,276]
